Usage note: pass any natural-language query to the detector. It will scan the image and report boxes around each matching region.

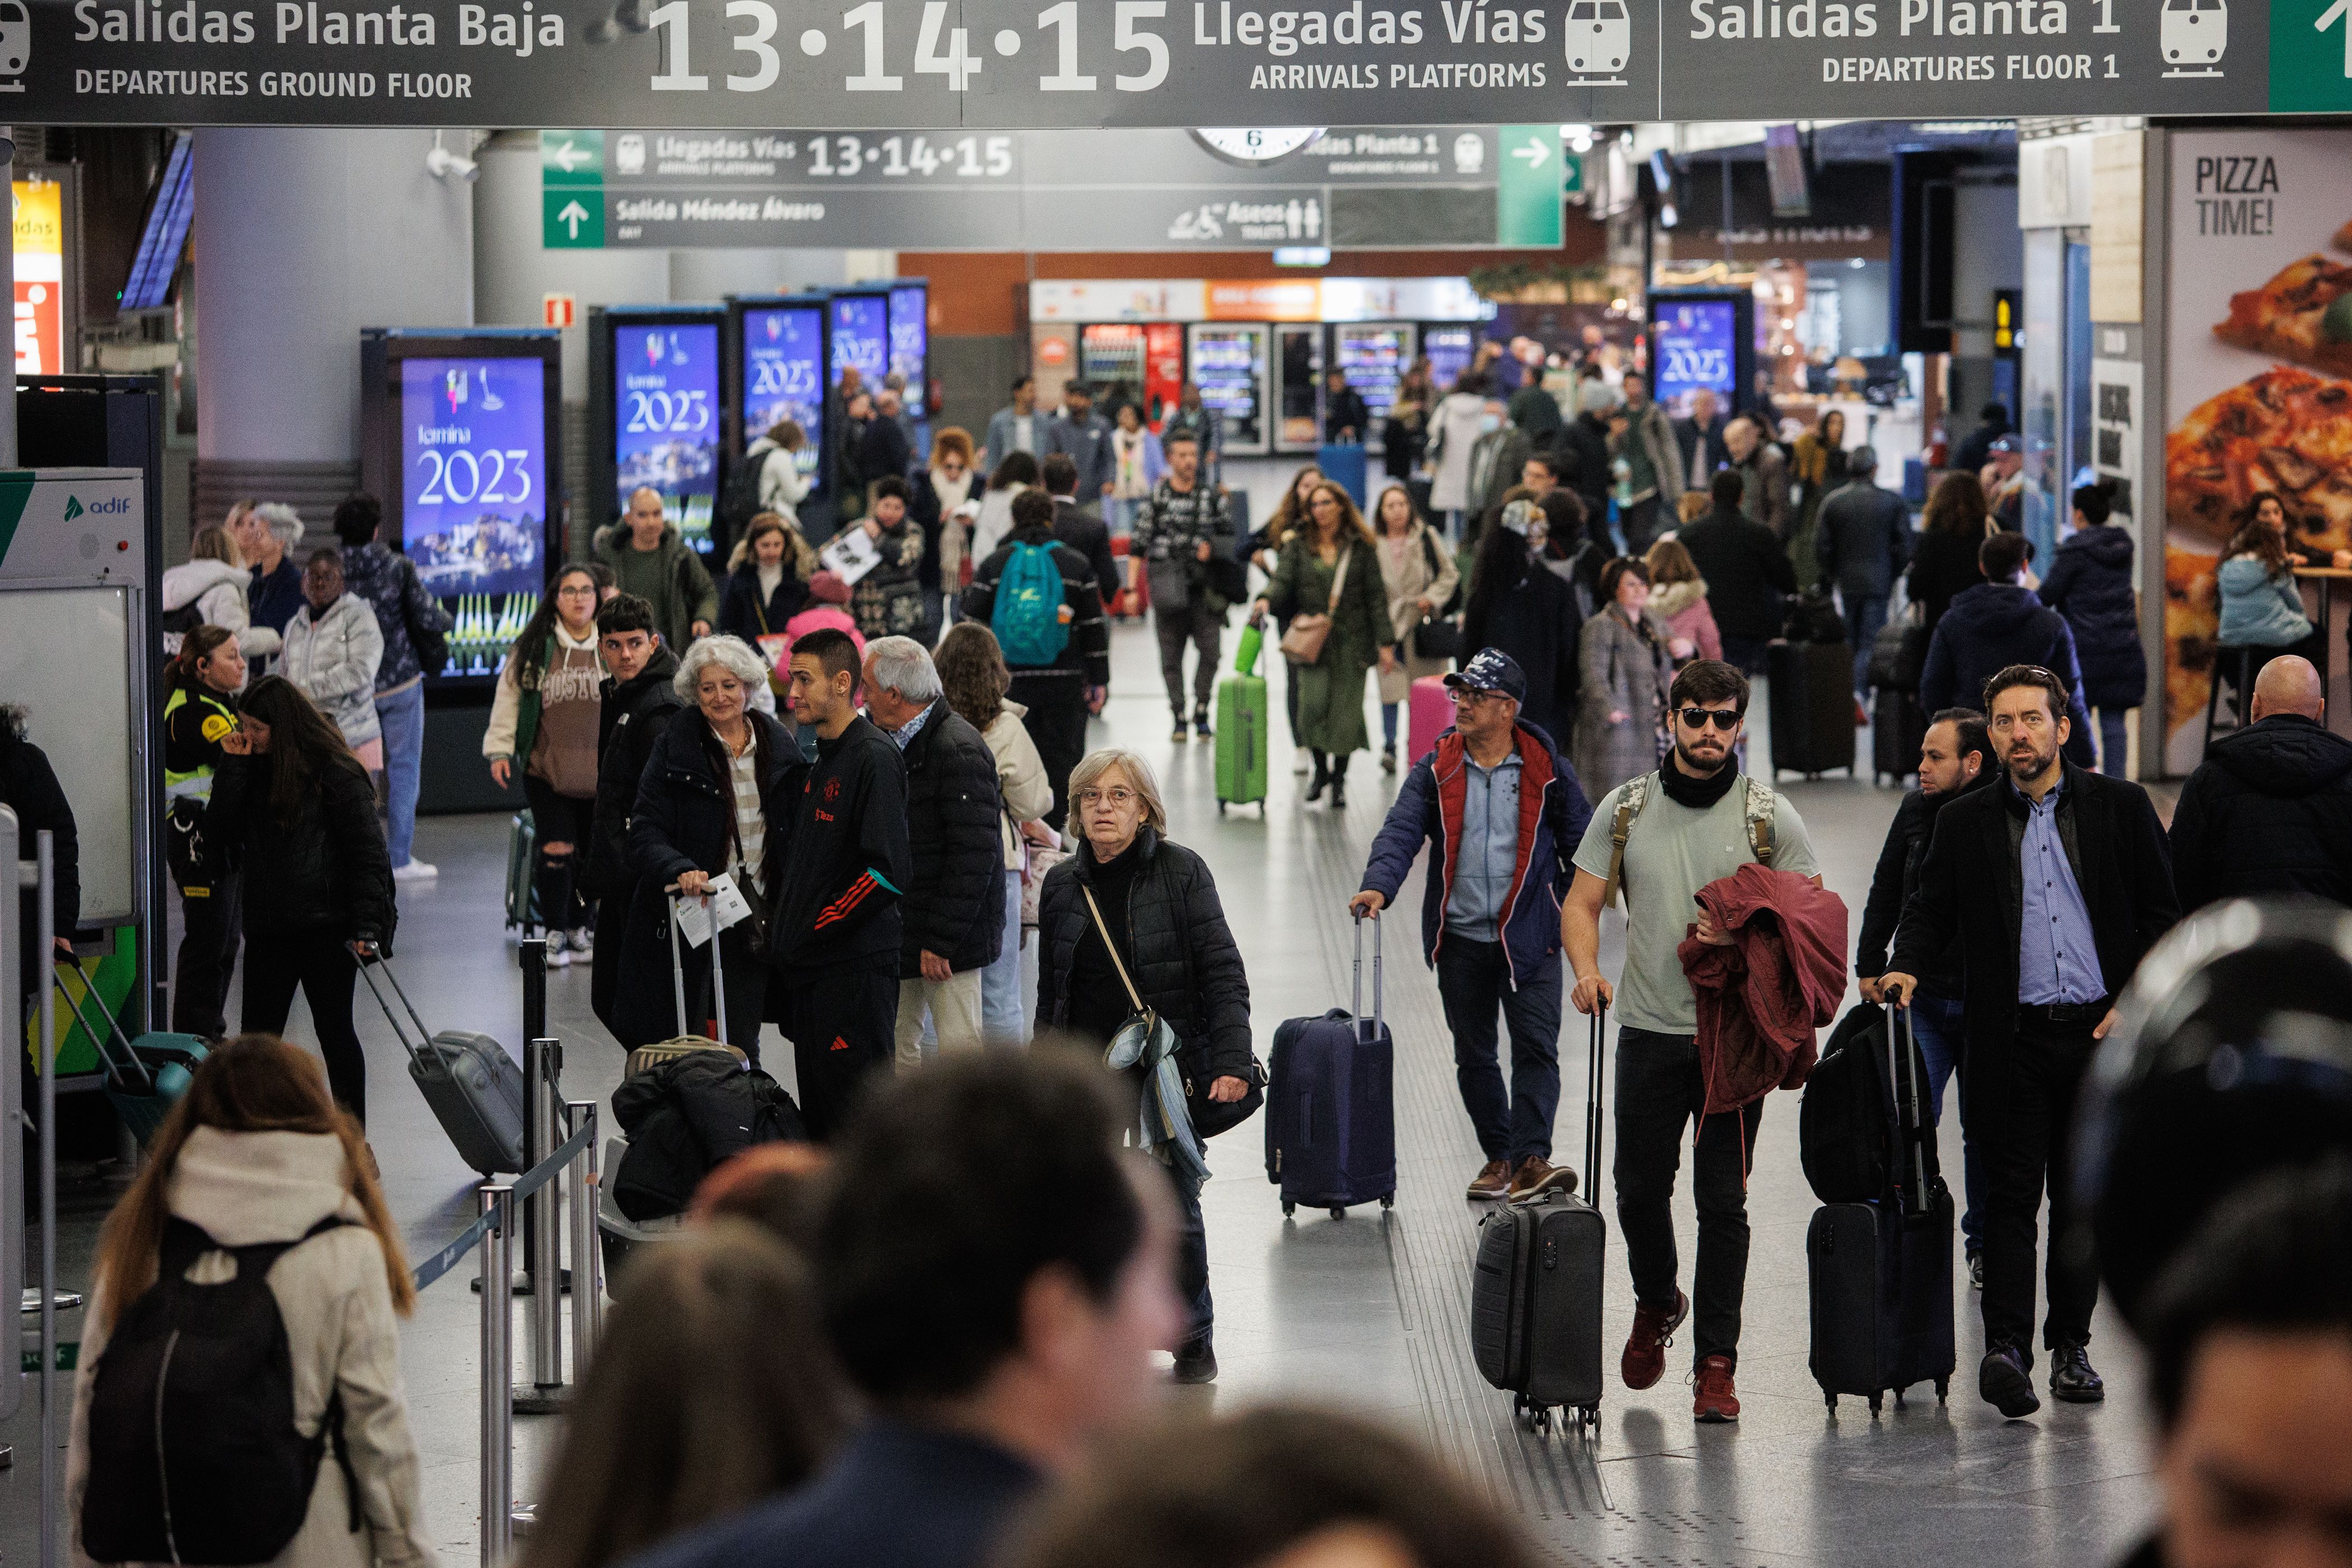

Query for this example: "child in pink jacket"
[777,570,866,662]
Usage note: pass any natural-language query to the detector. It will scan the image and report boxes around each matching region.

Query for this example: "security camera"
[427,136,478,183]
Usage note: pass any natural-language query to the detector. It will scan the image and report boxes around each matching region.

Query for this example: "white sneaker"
[543,932,572,968]
[1292,753,1312,776]
[566,926,595,962]
[392,858,438,882]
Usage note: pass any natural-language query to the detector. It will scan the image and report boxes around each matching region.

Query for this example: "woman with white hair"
[1033,748,1256,1385]
[231,501,309,657]
[613,634,802,1057]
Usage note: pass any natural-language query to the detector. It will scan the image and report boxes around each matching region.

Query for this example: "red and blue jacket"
[1357,720,1592,990]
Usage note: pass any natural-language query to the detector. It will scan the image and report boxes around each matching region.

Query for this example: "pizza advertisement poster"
[2163,129,2352,774]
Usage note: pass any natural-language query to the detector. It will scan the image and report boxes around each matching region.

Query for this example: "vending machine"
[1331,323,1415,454]
[1186,323,1270,458]
[1418,324,1479,394]
[1079,323,1147,400]
[589,305,727,559]
[1273,323,1324,455]
[728,292,831,534]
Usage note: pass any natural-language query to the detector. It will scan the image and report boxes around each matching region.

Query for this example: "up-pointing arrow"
[2321,0,2352,78]
[557,199,591,238]
[549,139,590,172]
[1512,138,1551,169]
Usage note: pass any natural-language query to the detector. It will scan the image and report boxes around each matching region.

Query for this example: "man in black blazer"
[1883,663,2177,1421]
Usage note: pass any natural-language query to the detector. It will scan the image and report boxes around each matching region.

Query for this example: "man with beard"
[1883,664,2177,1420]
[1856,708,1994,1286]
[1561,659,1822,1425]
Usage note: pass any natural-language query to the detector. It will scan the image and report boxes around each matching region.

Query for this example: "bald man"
[592,486,717,652]
[2168,655,2352,912]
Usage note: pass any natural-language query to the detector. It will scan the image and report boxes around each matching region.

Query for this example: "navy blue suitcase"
[1318,442,1370,507]
[1265,913,1396,1219]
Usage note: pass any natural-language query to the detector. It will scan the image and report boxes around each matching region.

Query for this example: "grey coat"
[1572,605,1673,799]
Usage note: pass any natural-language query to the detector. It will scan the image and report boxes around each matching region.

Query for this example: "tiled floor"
[0,473,2162,1566]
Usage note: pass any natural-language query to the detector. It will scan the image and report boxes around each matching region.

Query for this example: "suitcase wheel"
[1936,1377,1949,1403]
[1579,1404,1600,1434]
[1868,1393,1883,1416]
[1893,1388,1906,1408]
[1282,1201,1295,1217]
[1513,1396,1552,1434]
[1379,1193,1394,1209]
[1330,1206,1346,1221]
[1824,1392,1838,1412]
[1217,802,1226,815]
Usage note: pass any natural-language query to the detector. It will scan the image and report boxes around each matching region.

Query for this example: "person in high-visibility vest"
[162,625,247,1040]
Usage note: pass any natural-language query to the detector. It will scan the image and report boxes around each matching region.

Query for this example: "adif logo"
[64,494,130,518]
[62,496,82,521]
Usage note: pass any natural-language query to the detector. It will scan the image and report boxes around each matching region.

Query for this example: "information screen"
[741,304,825,483]
[614,320,720,551]
[1651,299,1739,416]
[1335,325,1411,426]
[829,292,890,393]
[398,356,549,600]
[1188,327,1264,450]
[1420,326,1477,394]
[888,284,928,417]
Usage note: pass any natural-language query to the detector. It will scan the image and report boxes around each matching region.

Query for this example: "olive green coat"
[1264,533,1390,757]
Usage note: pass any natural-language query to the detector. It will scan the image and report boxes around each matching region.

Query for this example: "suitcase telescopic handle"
[47,964,157,1095]
[668,892,728,1045]
[1888,1002,1929,1217]
[353,955,435,1074]
[1351,908,1382,1041]
[1585,999,1607,1194]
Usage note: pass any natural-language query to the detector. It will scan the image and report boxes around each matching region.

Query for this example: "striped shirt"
[725,741,766,894]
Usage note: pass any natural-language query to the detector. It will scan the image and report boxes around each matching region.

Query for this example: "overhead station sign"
[24,0,2289,125]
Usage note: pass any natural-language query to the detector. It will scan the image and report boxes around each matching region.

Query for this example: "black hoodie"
[769,714,912,974]
[584,648,685,899]
[2169,713,2352,913]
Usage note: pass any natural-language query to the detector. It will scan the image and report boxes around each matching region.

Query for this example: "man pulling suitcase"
[1352,648,1593,1201]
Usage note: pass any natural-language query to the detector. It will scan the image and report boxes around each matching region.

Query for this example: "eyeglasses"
[1676,707,1742,731]
[556,584,598,598]
[1076,787,1138,808]
[1449,688,1508,707]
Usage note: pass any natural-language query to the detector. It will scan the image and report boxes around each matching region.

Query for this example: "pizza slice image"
[2216,254,2352,379]
[2167,367,2352,552]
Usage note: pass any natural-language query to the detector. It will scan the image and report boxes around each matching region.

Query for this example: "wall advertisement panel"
[2160,129,2352,773]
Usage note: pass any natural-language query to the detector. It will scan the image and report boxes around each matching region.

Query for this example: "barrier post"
[516,939,546,1295]
[565,1100,601,1375]
[478,1185,515,1568]
[35,832,57,1568]
[515,1037,568,1411]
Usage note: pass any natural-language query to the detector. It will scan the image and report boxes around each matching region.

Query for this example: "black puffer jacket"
[900,699,1007,976]
[2169,713,2352,913]
[583,650,684,899]
[205,750,394,946]
[2037,524,2146,711]
[610,1051,806,1221]
[1035,828,1253,1079]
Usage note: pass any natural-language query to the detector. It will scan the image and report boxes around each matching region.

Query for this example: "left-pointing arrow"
[558,199,591,236]
[549,141,589,171]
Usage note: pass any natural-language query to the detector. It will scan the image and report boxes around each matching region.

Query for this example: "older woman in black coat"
[1034,747,1252,1386]
[617,634,803,1058]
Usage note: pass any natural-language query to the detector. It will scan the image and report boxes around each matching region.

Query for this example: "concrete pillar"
[191,128,473,533]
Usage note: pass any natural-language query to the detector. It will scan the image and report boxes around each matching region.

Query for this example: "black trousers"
[171,872,242,1041]
[243,927,366,1124]
[523,776,597,933]
[783,959,898,1142]
[1614,1027,1767,1368]
[590,893,629,1038]
[1153,599,1222,718]
[1980,1009,2102,1364]
[1008,670,1089,825]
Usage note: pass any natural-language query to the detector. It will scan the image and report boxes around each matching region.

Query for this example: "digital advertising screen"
[829,292,890,395]
[397,355,548,600]
[613,320,720,550]
[1187,325,1265,450]
[1335,325,1411,424]
[741,304,825,483]
[1420,326,1477,394]
[888,284,928,417]
[1651,298,1740,416]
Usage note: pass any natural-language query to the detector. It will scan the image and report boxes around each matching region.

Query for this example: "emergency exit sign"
[542,293,576,328]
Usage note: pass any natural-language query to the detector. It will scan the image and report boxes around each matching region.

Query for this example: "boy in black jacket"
[778,627,913,1140]
[585,595,684,1035]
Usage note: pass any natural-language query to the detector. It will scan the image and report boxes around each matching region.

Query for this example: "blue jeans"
[1435,937,1563,1166]
[979,870,1025,1045]
[2094,707,2130,775]
[1907,988,1984,1255]
[1846,594,1889,699]
[1162,1153,1213,1349]
[375,680,426,868]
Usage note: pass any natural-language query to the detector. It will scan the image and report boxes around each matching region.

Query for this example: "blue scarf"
[1082,885,1207,1182]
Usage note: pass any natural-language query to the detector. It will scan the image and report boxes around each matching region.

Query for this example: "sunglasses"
[1676,707,1742,731]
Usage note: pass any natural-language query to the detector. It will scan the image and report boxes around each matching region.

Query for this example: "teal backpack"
[993,542,1071,666]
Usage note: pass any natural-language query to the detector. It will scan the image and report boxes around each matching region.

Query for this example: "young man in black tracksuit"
[964,487,1110,823]
[584,594,684,1035]
[776,626,914,1140]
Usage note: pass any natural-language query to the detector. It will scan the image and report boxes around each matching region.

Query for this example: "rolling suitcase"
[1471,1004,1608,1435]
[1872,687,1926,786]
[626,895,752,1077]
[1768,638,1856,778]
[50,968,207,1145]
[1264,912,1396,1218]
[1408,675,1453,766]
[357,956,529,1177]
[1216,625,1271,814]
[503,808,538,931]
[1318,442,1369,507]
[1806,1004,1956,1414]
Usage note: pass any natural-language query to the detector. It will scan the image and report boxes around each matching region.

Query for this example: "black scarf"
[1658,752,1738,810]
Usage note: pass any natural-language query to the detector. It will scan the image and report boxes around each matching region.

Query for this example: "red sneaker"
[1620,1289,1688,1391]
[1693,1354,1740,1422]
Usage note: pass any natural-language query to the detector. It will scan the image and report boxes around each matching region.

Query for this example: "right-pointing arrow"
[557,199,590,237]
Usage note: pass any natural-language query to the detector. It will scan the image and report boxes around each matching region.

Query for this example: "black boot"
[1305,750,1329,802]
[1329,754,1348,809]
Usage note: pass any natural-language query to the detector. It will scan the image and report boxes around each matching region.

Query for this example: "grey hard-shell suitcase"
[358,957,528,1177]
[1469,1005,1607,1435]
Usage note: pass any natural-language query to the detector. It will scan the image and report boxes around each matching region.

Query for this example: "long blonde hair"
[91,1035,413,1333]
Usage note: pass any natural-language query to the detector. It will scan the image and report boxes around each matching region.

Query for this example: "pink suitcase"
[1408,676,1453,767]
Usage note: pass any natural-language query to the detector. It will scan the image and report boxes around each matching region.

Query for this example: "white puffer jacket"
[67,1127,437,1568]
[161,558,281,662]
[282,595,386,747]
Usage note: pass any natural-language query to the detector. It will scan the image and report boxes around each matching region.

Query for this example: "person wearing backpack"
[962,488,1109,824]
[69,1033,434,1568]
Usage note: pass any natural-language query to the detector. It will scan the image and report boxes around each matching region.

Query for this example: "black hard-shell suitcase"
[1469,1005,1608,1435]
[1805,1004,1956,1413]
[1265,913,1396,1217]
[1768,638,1857,778]
[1872,687,1926,786]
[358,957,529,1177]
[502,809,539,931]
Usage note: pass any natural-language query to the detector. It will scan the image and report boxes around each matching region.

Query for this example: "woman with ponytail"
[162,625,250,1039]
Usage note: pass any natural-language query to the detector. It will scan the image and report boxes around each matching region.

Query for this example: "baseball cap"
[1989,433,2021,455]
[1444,648,1528,705]
[808,570,852,604]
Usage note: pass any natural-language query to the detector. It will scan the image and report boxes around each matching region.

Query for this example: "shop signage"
[1026,274,1488,324]
[536,124,1535,250]
[21,0,2288,127]
[12,178,66,375]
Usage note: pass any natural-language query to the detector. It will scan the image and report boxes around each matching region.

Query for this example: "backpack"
[1798,1001,1939,1204]
[160,599,204,656]
[992,541,1071,667]
[82,1216,363,1566]
[1599,770,1776,909]
[398,556,451,676]
[716,451,772,553]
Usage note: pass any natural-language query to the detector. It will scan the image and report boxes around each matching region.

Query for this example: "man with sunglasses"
[1882,663,2176,1418]
[1352,648,1593,1201]
[1561,659,1822,1423]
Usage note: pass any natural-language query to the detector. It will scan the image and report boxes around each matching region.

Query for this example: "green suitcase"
[1216,626,1270,813]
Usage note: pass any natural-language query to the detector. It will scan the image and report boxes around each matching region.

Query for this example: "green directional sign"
[2275,0,2352,111]
[540,129,604,185]
[1495,124,1564,249]
[540,129,605,248]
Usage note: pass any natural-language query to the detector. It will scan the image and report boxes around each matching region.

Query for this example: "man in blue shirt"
[1884,663,2178,1420]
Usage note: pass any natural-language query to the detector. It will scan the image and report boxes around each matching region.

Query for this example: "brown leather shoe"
[1693,1354,1740,1422]
[1466,1160,1511,1200]
[1621,1289,1688,1390]
[1508,1155,1579,1198]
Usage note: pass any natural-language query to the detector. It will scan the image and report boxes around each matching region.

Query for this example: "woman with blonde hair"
[162,524,278,661]
[718,511,819,647]
[68,1034,433,1568]
[911,426,979,634]
[934,622,1053,1046]
[1644,536,1721,664]
[1252,481,1391,808]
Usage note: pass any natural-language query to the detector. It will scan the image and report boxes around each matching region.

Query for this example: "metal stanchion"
[565,1100,602,1373]
[516,939,547,1298]
[478,1184,515,1568]
[514,1036,568,1412]
[36,831,57,1568]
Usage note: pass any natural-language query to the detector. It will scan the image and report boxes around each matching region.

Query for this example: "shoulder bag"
[1081,884,1264,1139]
[1278,542,1355,666]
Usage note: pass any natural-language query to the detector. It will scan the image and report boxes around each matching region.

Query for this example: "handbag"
[1278,543,1354,666]
[1081,886,1264,1140]
[400,557,451,676]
